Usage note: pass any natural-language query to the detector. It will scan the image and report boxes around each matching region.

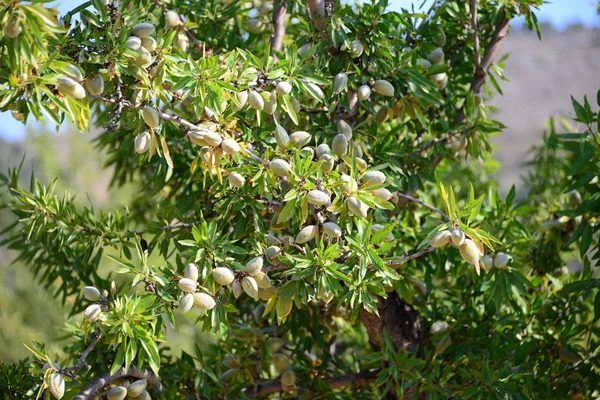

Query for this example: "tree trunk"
[359,292,423,399]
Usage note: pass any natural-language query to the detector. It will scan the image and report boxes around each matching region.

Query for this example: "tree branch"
[470,0,482,82]
[385,247,436,268]
[270,0,287,59]
[396,193,451,221]
[471,15,509,95]
[61,331,102,379]
[72,367,163,400]
[245,369,380,396]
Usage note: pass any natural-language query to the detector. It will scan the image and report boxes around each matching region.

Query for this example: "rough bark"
[360,292,423,399]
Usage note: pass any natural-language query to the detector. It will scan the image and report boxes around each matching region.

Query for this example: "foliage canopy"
[1,0,599,399]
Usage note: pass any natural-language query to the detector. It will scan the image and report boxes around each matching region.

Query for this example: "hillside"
[491,26,600,191]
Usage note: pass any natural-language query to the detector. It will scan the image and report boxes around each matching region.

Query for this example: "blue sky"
[1,0,599,141]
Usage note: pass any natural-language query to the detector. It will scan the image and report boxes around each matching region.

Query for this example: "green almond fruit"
[276,81,292,95]
[267,338,284,353]
[258,285,276,300]
[165,10,183,28]
[141,36,157,52]
[242,276,259,299]
[248,91,264,110]
[332,72,348,95]
[83,286,100,301]
[84,304,102,321]
[179,293,194,313]
[135,132,151,154]
[132,22,155,38]
[178,278,197,292]
[107,386,127,400]
[450,228,465,247]
[57,77,86,99]
[347,197,368,218]
[289,131,311,148]
[213,267,235,285]
[361,170,386,186]
[459,239,480,266]
[428,47,444,64]
[4,17,22,38]
[357,85,371,100]
[558,347,582,364]
[430,230,451,248]
[193,292,216,310]
[322,222,342,238]
[332,134,348,158]
[281,370,296,386]
[49,373,65,399]
[306,189,330,206]
[228,172,245,188]
[142,106,159,128]
[245,256,263,276]
[296,225,317,244]
[84,75,104,96]
[372,80,394,96]
[126,379,147,398]
[273,354,290,374]
[493,252,509,269]
[270,159,291,177]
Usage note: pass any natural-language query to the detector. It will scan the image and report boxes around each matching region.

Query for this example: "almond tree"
[1,0,599,399]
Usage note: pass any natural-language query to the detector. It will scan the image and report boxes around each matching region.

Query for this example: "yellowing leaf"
[160,136,173,169]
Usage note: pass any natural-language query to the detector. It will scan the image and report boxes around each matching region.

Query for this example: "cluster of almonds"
[44,362,65,399]
[430,227,480,268]
[163,10,189,50]
[231,256,275,300]
[231,74,295,116]
[431,228,510,271]
[105,378,150,400]
[177,263,217,313]
[177,260,275,314]
[82,285,106,322]
[268,128,390,220]
[56,63,104,100]
[124,23,158,68]
[243,2,275,34]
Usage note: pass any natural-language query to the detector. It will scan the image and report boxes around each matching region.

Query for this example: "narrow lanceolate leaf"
[160,136,174,169]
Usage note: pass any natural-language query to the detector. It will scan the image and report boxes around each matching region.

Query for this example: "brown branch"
[470,15,509,95]
[263,263,291,273]
[245,369,380,396]
[471,0,482,81]
[61,331,102,379]
[385,247,436,268]
[270,0,287,59]
[72,367,163,400]
[396,193,451,221]
[94,94,265,162]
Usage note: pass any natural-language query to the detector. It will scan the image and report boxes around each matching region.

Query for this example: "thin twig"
[263,263,290,273]
[72,367,164,400]
[471,0,482,80]
[270,0,287,59]
[245,369,379,396]
[385,247,436,267]
[61,331,102,379]
[396,193,451,221]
